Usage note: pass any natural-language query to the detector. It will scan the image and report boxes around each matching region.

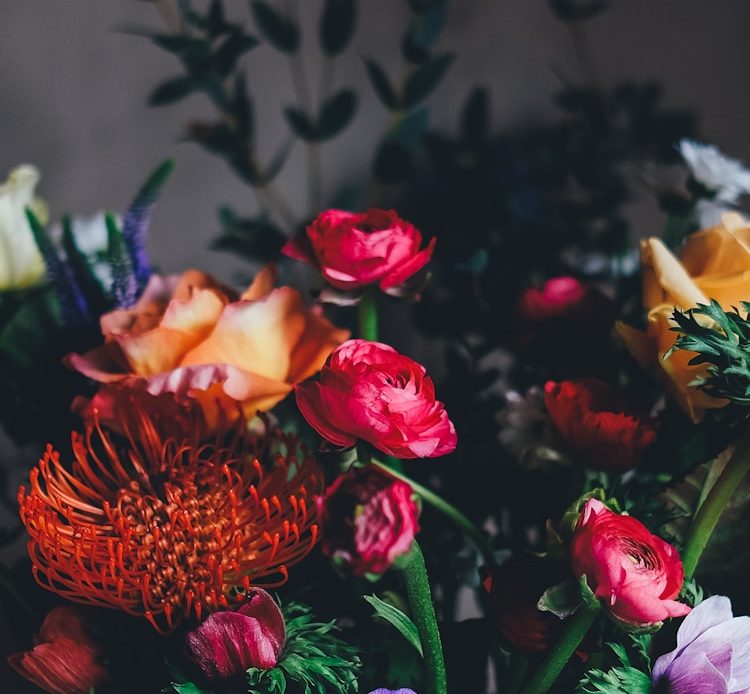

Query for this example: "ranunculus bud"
[513,277,615,378]
[543,379,657,472]
[282,208,435,292]
[481,554,567,652]
[296,339,456,459]
[652,595,750,693]
[317,467,420,575]
[570,499,691,627]
[186,589,285,682]
[8,606,110,694]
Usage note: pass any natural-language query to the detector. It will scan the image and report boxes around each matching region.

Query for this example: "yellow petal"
[641,237,708,309]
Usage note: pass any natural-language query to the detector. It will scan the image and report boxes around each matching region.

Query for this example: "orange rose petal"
[641,238,707,309]
[65,345,131,384]
[288,308,350,383]
[180,288,306,383]
[241,265,278,301]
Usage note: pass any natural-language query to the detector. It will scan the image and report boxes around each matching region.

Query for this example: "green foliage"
[211,207,286,262]
[284,90,358,142]
[320,0,357,56]
[246,602,360,694]
[364,594,423,656]
[669,300,750,405]
[537,579,581,619]
[250,0,300,54]
[576,642,652,694]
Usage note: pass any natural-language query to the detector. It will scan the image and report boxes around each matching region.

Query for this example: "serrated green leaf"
[250,0,300,53]
[364,594,423,656]
[320,0,356,56]
[402,52,454,110]
[363,59,398,110]
[170,682,212,694]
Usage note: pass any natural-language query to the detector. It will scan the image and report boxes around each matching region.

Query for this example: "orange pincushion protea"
[18,413,323,633]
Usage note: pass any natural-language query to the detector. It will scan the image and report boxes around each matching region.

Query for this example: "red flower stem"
[401,541,447,694]
[519,604,599,694]
[682,437,750,578]
[370,459,494,565]
[358,289,379,342]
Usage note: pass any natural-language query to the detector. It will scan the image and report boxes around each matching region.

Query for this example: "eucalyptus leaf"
[364,594,423,656]
[149,76,198,106]
[213,32,260,76]
[250,0,300,53]
[402,52,454,110]
[317,89,357,140]
[320,0,356,56]
[284,107,317,140]
[364,59,399,110]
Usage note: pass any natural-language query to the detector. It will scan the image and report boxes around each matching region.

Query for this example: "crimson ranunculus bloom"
[295,339,457,459]
[8,606,110,694]
[518,276,590,321]
[186,589,285,682]
[282,208,436,291]
[317,467,420,575]
[570,499,691,627]
[544,379,657,472]
[481,554,567,653]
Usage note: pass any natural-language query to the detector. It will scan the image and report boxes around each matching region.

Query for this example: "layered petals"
[282,208,435,292]
[570,499,691,627]
[67,266,348,423]
[295,339,456,459]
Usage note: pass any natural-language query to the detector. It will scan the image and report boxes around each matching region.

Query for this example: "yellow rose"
[0,165,48,291]
[616,213,750,422]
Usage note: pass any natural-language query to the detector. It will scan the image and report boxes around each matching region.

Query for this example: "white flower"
[679,139,750,203]
[52,212,115,291]
[497,387,562,470]
[0,165,48,291]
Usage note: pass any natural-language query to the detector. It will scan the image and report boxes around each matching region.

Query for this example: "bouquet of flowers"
[2,2,750,693]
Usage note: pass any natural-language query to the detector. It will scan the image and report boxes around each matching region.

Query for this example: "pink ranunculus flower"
[282,208,436,292]
[517,276,589,321]
[8,606,110,694]
[186,589,286,682]
[317,467,420,575]
[295,339,456,459]
[570,499,691,627]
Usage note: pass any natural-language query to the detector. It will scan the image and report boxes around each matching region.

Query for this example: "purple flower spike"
[367,690,418,694]
[652,595,750,693]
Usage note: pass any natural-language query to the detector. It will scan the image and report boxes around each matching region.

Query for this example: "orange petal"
[288,307,350,383]
[641,238,707,309]
[241,265,278,301]
[179,288,306,383]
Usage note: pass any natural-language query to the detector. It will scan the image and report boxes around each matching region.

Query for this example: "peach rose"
[67,266,349,422]
[615,212,750,422]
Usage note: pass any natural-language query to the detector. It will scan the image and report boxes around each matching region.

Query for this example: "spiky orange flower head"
[18,409,323,633]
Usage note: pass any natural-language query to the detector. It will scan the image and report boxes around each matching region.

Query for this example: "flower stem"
[358,289,379,342]
[370,459,494,565]
[682,437,750,578]
[519,604,599,694]
[401,541,447,694]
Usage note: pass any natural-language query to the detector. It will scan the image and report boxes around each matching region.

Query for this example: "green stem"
[370,459,494,565]
[682,437,750,578]
[358,289,379,342]
[401,542,447,694]
[520,605,599,694]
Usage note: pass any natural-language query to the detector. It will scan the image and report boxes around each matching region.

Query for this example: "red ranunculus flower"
[295,339,456,459]
[186,589,285,682]
[481,554,567,652]
[282,208,435,292]
[570,499,691,626]
[317,467,420,575]
[517,276,589,321]
[8,606,110,694]
[544,378,657,471]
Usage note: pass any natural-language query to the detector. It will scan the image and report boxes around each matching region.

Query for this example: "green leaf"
[364,594,423,656]
[364,59,398,110]
[537,579,581,619]
[402,0,446,63]
[284,107,317,140]
[317,89,357,140]
[461,87,490,144]
[213,31,260,76]
[149,76,198,106]
[170,682,212,694]
[549,0,611,22]
[320,0,356,56]
[402,52,454,110]
[250,0,300,53]
[151,34,207,57]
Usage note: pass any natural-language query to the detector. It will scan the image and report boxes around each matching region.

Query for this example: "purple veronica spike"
[652,595,750,694]
[367,690,418,694]
[121,159,174,289]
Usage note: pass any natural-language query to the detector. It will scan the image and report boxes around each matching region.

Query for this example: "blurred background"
[2,0,750,281]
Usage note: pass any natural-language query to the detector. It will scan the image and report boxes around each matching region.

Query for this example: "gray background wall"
[2,0,750,283]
